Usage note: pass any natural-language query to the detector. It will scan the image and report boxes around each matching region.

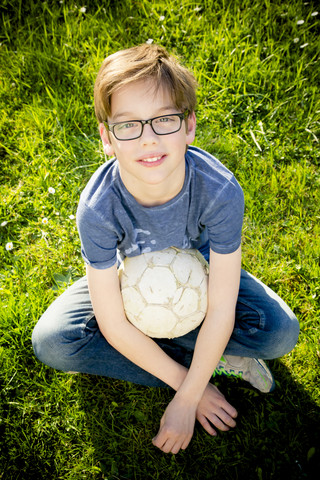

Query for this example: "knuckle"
[163,426,177,438]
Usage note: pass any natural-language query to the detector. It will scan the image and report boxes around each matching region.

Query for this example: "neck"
[121,167,186,207]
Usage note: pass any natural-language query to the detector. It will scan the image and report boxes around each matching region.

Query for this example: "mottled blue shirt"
[76,146,244,269]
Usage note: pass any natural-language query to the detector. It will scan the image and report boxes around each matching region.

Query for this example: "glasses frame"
[104,111,189,141]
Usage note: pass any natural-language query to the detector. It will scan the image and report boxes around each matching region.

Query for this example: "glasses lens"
[114,121,142,140]
[111,114,184,140]
[152,115,181,135]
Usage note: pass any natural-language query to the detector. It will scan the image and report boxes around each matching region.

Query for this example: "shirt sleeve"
[76,199,118,269]
[204,177,244,254]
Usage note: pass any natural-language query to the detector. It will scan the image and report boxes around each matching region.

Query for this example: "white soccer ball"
[118,247,209,339]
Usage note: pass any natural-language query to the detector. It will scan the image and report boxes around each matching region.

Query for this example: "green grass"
[0,0,319,478]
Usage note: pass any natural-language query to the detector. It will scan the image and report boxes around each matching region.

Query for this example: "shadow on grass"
[1,352,319,480]
[74,360,320,480]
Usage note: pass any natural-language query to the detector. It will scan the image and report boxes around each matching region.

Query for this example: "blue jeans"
[32,270,299,388]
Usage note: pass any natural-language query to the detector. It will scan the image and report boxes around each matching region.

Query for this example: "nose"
[140,122,158,145]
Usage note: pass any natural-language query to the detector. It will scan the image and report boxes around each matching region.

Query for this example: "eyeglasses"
[104,111,189,141]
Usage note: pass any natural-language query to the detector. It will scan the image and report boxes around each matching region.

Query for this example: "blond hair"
[94,44,197,122]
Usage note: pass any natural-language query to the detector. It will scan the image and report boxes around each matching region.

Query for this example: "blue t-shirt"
[76,145,244,269]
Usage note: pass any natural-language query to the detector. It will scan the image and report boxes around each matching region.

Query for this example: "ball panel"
[188,257,208,287]
[121,286,145,317]
[172,250,209,287]
[172,286,183,305]
[172,288,199,316]
[119,247,209,339]
[139,266,176,304]
[119,255,148,286]
[145,249,174,266]
[138,306,177,338]
[171,253,192,284]
[199,280,208,312]
[172,312,204,337]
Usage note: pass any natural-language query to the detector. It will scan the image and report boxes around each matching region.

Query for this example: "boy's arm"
[152,246,241,453]
[86,251,239,453]
[86,263,188,390]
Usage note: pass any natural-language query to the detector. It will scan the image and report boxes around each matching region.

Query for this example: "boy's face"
[99,79,196,205]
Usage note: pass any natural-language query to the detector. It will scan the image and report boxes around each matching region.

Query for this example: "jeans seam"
[81,313,98,338]
[235,298,266,335]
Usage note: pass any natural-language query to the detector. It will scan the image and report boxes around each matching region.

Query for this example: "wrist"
[175,380,204,406]
[169,363,189,391]
[175,368,210,405]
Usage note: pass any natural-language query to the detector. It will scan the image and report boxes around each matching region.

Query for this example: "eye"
[117,122,137,130]
[156,115,175,124]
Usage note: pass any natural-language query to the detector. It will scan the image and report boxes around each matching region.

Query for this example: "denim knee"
[231,271,300,359]
[260,307,299,359]
[31,304,87,372]
[32,315,66,371]
[32,276,96,371]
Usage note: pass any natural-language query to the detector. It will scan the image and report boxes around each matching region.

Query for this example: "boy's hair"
[94,44,197,123]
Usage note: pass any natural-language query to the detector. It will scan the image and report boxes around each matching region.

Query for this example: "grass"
[0,0,319,478]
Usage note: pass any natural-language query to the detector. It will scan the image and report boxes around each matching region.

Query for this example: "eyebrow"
[111,105,178,123]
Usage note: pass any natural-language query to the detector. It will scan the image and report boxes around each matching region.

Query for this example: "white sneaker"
[213,355,275,393]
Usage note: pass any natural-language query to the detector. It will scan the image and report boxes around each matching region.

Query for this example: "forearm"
[176,308,235,404]
[101,316,188,390]
[175,247,241,405]
[87,263,188,390]
[151,309,236,454]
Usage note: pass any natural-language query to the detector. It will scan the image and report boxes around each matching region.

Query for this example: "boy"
[32,44,299,454]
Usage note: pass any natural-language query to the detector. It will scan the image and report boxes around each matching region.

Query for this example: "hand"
[196,383,238,436]
[152,394,197,454]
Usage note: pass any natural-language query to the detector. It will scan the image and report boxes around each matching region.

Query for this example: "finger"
[222,402,238,419]
[169,434,192,454]
[152,431,166,449]
[217,408,237,428]
[161,438,177,454]
[208,395,238,421]
[211,395,238,419]
[152,429,180,453]
[197,414,217,436]
[180,433,193,450]
[152,420,172,446]
[203,400,237,427]
[207,413,234,432]
[171,441,183,455]
[153,432,191,454]
[211,387,238,418]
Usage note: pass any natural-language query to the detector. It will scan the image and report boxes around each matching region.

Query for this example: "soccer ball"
[118,247,209,339]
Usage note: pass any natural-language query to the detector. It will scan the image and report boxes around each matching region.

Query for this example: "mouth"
[137,154,166,166]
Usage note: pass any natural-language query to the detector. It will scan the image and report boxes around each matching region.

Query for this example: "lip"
[137,154,166,167]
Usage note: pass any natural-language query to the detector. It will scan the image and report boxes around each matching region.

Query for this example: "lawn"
[0,0,319,479]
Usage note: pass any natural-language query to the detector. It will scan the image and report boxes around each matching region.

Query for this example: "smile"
[141,155,162,163]
[138,155,165,166]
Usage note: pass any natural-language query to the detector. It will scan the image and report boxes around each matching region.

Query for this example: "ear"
[185,111,196,145]
[99,123,115,156]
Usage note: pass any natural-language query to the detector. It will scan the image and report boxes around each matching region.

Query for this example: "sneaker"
[213,355,275,393]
